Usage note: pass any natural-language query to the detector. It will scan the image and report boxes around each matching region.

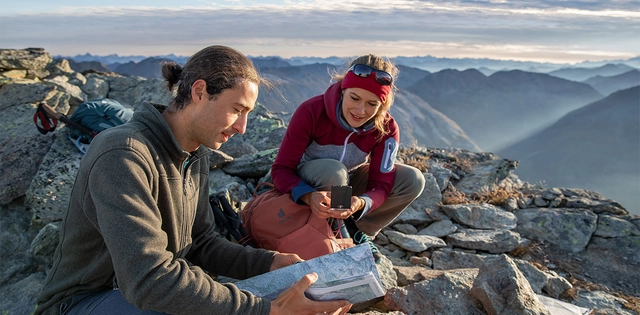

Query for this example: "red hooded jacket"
[271,81,399,214]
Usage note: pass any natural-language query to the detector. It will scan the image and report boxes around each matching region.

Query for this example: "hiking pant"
[62,289,167,315]
[298,159,426,237]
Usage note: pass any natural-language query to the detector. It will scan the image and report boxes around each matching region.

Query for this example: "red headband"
[341,71,391,103]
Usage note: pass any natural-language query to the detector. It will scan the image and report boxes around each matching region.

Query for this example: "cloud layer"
[1,0,638,63]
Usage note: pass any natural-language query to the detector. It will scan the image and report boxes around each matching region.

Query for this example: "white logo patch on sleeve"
[380,138,398,173]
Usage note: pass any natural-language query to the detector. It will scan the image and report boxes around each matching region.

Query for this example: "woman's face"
[341,87,381,128]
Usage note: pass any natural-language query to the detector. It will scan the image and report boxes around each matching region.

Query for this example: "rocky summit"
[1,48,638,315]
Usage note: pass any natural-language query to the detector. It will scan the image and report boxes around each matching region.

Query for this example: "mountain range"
[59,54,640,213]
[497,86,640,213]
[61,53,640,73]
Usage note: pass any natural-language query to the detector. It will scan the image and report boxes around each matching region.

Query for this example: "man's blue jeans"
[63,289,168,315]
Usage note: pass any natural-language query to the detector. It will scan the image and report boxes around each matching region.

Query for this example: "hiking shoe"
[353,230,382,263]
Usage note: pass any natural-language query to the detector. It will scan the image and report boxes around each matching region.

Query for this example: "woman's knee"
[299,159,349,188]
[395,164,426,197]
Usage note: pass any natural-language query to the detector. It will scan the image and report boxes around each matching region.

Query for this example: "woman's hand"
[270,252,303,271]
[302,191,334,219]
[302,192,365,220]
[327,196,364,219]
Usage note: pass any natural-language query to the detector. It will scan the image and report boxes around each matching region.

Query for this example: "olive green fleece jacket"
[36,102,275,315]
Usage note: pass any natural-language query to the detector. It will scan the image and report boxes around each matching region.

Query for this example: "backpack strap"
[210,193,255,247]
[33,102,58,134]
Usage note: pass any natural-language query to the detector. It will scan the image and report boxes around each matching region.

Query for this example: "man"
[35,45,349,315]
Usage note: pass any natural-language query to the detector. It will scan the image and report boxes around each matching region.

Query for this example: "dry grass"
[441,182,524,207]
[399,146,430,172]
[614,292,640,314]
[441,189,469,205]
[475,183,524,205]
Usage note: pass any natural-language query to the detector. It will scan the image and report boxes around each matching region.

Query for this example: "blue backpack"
[67,99,134,154]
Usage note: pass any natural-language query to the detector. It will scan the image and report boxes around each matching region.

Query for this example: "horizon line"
[52,51,640,66]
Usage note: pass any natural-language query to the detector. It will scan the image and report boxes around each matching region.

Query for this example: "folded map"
[232,244,385,304]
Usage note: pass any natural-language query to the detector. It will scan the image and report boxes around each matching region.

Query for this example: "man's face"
[192,80,258,150]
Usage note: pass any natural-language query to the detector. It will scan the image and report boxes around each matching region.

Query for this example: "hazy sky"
[1,0,639,63]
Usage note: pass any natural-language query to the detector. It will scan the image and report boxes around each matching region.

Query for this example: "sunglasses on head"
[348,64,393,86]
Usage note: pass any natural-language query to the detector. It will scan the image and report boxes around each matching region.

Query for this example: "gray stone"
[446,229,523,254]
[542,188,562,200]
[427,163,451,192]
[385,269,485,315]
[505,197,519,211]
[454,159,519,195]
[441,203,518,230]
[81,75,110,100]
[209,150,234,169]
[0,48,52,71]
[44,75,86,105]
[384,230,447,252]
[594,214,640,237]
[514,208,597,253]
[573,290,636,315]
[29,222,60,257]
[470,254,551,315]
[0,81,56,110]
[393,223,417,234]
[564,197,628,215]
[26,127,83,224]
[0,102,56,205]
[417,218,457,237]
[222,148,278,178]
[432,248,491,270]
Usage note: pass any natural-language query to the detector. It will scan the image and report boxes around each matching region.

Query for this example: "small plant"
[473,182,523,206]
[399,145,430,172]
[441,188,471,205]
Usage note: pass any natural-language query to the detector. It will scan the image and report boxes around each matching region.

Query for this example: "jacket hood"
[323,82,376,135]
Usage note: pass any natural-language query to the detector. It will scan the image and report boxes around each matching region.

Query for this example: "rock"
[593,214,640,237]
[384,230,447,252]
[385,269,485,315]
[222,148,278,178]
[392,223,417,234]
[470,255,551,315]
[446,229,524,254]
[0,48,52,71]
[514,208,597,253]
[26,128,83,225]
[572,290,637,315]
[441,203,518,230]
[29,222,60,258]
[417,218,457,237]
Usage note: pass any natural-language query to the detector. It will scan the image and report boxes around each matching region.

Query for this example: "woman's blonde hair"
[332,54,399,138]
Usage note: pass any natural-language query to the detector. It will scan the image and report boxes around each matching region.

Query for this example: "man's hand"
[270,252,303,271]
[270,273,351,315]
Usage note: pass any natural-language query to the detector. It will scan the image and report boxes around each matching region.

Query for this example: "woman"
[271,54,426,261]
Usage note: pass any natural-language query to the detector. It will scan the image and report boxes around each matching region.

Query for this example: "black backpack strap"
[210,193,255,247]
